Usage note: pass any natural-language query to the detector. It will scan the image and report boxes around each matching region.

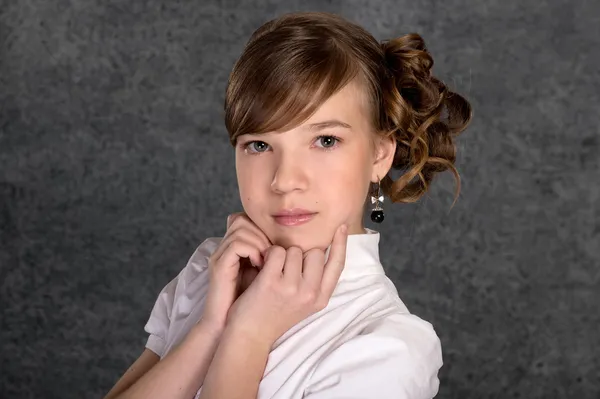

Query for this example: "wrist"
[225,320,275,351]
[195,318,226,340]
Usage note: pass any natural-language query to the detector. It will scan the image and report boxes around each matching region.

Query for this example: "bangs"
[225,36,360,144]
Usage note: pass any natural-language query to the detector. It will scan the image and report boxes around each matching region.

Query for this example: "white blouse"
[144,228,443,399]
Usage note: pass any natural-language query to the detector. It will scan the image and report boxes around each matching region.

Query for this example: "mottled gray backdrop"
[1,0,599,398]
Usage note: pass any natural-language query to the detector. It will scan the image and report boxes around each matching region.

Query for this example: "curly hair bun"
[381,34,473,207]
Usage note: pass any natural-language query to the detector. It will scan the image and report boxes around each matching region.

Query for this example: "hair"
[224,12,472,206]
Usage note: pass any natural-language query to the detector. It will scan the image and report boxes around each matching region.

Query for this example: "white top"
[144,228,443,399]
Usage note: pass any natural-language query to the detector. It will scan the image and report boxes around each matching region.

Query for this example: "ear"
[371,133,396,182]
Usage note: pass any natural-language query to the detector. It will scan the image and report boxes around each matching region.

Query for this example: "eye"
[243,141,269,154]
[241,135,341,154]
[315,135,341,149]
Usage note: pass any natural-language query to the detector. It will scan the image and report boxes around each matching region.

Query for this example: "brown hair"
[225,12,472,206]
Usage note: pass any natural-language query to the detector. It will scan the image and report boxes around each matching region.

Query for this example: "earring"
[370,178,385,223]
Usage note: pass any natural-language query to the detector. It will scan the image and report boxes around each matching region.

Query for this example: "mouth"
[272,209,317,226]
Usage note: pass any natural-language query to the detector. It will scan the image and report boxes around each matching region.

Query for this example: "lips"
[272,209,317,227]
[273,208,316,217]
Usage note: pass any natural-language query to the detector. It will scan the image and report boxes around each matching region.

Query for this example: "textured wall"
[1,1,599,398]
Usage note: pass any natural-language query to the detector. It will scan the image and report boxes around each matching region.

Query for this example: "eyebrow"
[305,119,352,131]
[240,119,352,140]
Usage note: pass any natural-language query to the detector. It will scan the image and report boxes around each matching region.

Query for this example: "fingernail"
[340,224,347,234]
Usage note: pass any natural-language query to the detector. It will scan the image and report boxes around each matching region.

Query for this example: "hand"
[226,224,348,346]
[201,212,272,332]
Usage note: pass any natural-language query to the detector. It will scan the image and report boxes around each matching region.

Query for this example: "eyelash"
[241,135,342,154]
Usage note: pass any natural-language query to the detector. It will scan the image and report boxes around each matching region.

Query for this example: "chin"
[248,212,337,251]
[271,235,327,252]
[266,225,332,252]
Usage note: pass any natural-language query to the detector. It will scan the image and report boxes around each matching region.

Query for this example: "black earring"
[370,178,385,223]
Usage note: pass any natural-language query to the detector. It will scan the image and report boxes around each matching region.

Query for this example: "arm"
[198,323,273,399]
[104,237,225,399]
[104,320,224,399]
[103,349,159,399]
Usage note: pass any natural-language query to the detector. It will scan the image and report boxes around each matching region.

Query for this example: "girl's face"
[235,81,396,252]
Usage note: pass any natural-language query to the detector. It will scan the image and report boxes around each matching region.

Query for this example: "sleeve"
[143,272,180,357]
[303,315,443,399]
[143,237,221,358]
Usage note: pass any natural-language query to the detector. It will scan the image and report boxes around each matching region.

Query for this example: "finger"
[228,213,272,252]
[214,213,246,261]
[229,229,269,266]
[302,249,325,288]
[239,217,273,252]
[214,240,264,278]
[211,231,242,266]
[214,222,270,266]
[282,247,303,285]
[262,246,287,278]
[226,212,245,230]
[210,233,233,265]
[319,224,348,300]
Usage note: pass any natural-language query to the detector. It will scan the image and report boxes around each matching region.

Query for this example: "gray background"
[1,0,599,398]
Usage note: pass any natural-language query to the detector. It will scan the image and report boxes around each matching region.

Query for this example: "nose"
[270,151,308,194]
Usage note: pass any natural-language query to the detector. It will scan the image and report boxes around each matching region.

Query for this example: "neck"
[347,216,367,235]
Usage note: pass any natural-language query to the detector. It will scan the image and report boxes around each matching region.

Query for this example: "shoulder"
[304,312,442,399]
[144,236,224,355]
[145,236,224,318]
[189,237,223,269]
[178,236,223,279]
[367,312,442,378]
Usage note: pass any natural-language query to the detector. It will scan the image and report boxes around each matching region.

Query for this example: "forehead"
[304,80,370,127]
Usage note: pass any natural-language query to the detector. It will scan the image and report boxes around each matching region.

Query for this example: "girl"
[104,11,472,399]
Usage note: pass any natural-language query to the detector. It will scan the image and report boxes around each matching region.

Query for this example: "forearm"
[199,324,273,399]
[118,321,224,399]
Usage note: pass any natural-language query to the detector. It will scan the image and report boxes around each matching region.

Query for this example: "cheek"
[321,169,369,210]
[236,162,253,199]
[237,159,259,191]
[236,162,270,213]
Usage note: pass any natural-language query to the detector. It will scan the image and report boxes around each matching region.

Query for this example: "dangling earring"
[370,177,385,223]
